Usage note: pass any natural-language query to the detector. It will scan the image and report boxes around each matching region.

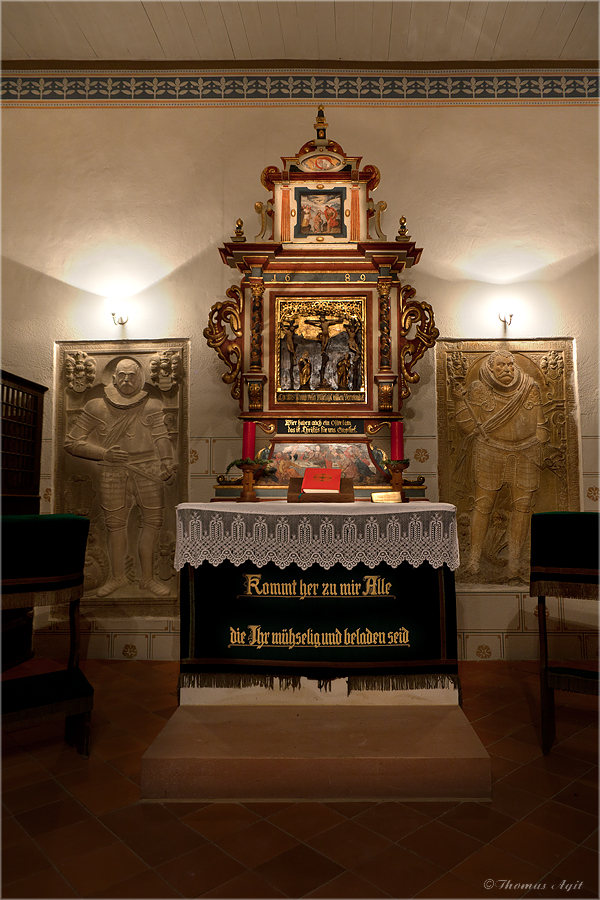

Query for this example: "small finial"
[231,218,246,242]
[314,106,328,144]
[396,216,411,241]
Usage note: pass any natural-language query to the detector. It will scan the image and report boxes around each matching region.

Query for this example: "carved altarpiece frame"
[436,339,581,586]
[207,108,439,494]
[54,340,189,615]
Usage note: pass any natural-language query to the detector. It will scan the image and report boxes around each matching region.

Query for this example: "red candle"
[391,421,404,461]
[242,421,256,460]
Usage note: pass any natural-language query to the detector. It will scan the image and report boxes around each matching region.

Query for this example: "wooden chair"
[2,514,94,758]
[530,512,599,755]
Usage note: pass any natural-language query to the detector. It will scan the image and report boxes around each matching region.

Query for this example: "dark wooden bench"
[2,514,94,758]
[530,512,599,755]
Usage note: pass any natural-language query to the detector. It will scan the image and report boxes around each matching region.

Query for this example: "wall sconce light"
[498,311,513,327]
[105,298,129,326]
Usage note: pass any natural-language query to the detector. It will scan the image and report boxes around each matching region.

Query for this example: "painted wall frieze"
[2,69,597,107]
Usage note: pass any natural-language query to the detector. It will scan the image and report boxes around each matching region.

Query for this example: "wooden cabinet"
[1,370,47,515]
[1,371,48,670]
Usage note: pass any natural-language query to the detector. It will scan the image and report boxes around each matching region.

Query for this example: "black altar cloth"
[180,558,457,684]
[176,502,460,690]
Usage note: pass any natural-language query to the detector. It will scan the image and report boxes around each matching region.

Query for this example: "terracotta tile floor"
[2,659,598,898]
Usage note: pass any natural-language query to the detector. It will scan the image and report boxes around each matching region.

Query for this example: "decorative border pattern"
[2,68,597,107]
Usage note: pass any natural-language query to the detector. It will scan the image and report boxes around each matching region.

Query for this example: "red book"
[301,467,342,494]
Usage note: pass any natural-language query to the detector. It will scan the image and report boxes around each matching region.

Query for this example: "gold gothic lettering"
[228,624,410,649]
[241,574,395,600]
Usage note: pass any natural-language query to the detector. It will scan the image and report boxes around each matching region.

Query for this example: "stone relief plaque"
[54,340,189,610]
[436,340,581,586]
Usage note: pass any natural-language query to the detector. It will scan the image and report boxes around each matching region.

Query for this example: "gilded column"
[248,278,265,372]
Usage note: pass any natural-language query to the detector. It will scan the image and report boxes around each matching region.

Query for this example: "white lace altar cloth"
[175,501,459,572]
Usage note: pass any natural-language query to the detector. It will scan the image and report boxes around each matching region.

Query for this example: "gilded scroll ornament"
[257,420,276,435]
[203,286,243,401]
[254,200,274,240]
[366,421,392,436]
[261,165,281,191]
[398,286,439,399]
[367,199,387,240]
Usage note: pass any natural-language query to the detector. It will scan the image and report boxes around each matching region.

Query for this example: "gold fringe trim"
[547,672,599,695]
[347,674,461,700]
[178,673,302,691]
[531,581,599,600]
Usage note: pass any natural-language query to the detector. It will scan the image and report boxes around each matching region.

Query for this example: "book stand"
[286,477,355,503]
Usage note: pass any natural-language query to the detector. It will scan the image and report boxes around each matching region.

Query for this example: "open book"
[301,468,342,494]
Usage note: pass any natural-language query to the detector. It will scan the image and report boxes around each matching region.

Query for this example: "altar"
[141,500,490,802]
[176,500,460,693]
[140,109,490,801]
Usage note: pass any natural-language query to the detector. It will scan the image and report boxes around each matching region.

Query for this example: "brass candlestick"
[238,463,260,502]
[382,460,410,503]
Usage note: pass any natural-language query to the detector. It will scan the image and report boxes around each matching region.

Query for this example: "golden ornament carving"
[398,285,439,399]
[377,382,394,412]
[247,381,264,411]
[203,285,243,401]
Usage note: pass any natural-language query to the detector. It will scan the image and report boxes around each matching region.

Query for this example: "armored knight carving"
[64,357,178,597]
[452,350,551,582]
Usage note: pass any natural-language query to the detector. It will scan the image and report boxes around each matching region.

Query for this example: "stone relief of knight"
[58,345,187,601]
[446,347,571,585]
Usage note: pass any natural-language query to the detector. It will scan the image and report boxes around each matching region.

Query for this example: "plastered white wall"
[2,101,598,659]
[3,104,597,440]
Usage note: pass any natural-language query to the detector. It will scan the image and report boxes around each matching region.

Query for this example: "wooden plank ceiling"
[2,1,598,64]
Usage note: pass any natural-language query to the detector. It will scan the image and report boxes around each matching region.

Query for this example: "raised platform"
[141,705,491,802]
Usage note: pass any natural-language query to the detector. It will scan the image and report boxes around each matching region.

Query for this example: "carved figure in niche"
[281,321,298,390]
[305,310,345,387]
[298,351,312,389]
[336,354,351,389]
[64,358,178,597]
[343,318,361,356]
[452,350,550,583]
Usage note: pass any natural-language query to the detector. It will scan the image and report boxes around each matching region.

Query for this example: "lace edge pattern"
[175,508,460,571]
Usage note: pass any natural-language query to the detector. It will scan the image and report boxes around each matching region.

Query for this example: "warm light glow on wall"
[64,243,176,338]
[459,246,553,284]
[64,243,170,296]
[454,283,559,338]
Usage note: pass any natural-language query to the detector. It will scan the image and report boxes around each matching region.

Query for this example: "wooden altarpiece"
[205,108,439,498]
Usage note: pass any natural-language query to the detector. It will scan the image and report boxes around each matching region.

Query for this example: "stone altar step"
[141,705,490,802]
